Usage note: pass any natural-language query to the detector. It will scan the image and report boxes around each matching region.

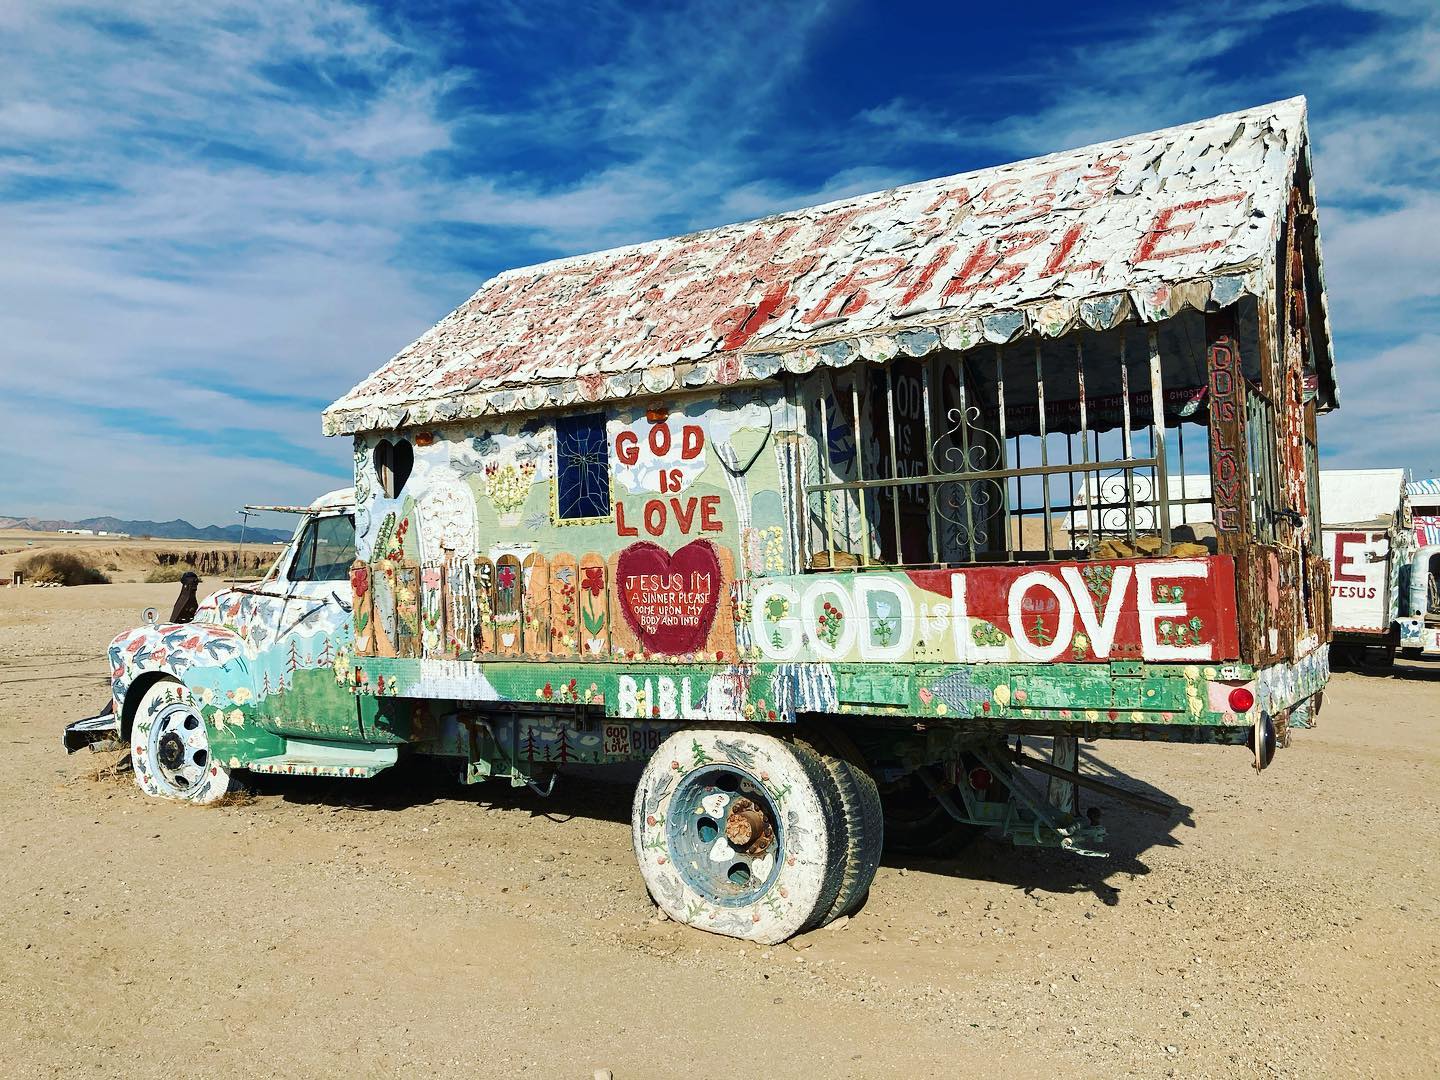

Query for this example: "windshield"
[288,514,357,583]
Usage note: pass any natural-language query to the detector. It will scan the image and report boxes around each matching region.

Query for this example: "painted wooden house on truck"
[78,99,1338,944]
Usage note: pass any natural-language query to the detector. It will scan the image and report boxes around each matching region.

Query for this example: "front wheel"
[130,680,232,804]
[632,728,846,944]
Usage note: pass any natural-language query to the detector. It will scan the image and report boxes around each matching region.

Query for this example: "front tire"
[130,680,232,804]
[632,728,845,944]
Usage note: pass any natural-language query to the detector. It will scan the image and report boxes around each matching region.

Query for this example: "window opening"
[373,439,413,499]
[555,413,611,520]
[802,312,1233,569]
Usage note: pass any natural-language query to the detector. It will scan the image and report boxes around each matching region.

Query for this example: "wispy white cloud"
[2,0,1436,527]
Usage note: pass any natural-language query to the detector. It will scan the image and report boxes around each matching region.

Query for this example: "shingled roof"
[325,97,1332,436]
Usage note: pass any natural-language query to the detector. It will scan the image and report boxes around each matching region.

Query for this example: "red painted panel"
[905,555,1241,662]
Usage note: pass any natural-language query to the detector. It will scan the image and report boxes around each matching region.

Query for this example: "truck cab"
[67,489,402,798]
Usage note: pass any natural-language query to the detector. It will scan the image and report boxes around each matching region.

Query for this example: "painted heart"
[616,539,722,655]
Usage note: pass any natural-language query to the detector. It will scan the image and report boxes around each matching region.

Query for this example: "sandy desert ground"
[2,580,1437,1079]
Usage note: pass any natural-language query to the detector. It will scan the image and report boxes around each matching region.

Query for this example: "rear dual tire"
[631,726,882,944]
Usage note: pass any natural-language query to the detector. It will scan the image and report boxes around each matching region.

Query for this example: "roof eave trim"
[323,271,1262,436]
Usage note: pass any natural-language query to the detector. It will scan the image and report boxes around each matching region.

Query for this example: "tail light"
[967,766,993,791]
[1228,686,1255,714]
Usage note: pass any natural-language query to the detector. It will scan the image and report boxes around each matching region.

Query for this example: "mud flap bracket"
[64,701,122,754]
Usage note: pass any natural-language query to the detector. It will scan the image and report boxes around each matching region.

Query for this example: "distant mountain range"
[0,513,291,544]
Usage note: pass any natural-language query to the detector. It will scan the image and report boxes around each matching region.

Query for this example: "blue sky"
[1,0,1437,528]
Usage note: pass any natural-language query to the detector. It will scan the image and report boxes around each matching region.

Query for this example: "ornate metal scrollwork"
[931,405,1005,555]
[1089,469,1156,537]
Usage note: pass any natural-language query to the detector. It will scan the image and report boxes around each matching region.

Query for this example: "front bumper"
[64,700,122,753]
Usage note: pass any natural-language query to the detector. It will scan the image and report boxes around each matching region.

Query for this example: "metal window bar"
[1176,422,1188,527]
[1249,392,1277,546]
[816,374,837,565]
[1147,326,1172,553]
[957,362,977,562]
[1263,401,1277,544]
[920,355,940,564]
[849,375,871,566]
[995,345,1013,563]
[1119,336,1136,544]
[1075,340,1094,551]
[1035,341,1053,560]
[884,364,904,564]
[1247,396,1264,545]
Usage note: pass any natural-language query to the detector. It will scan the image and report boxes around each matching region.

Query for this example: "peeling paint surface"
[325,98,1326,435]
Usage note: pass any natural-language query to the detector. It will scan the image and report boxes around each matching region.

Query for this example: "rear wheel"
[798,725,882,922]
[130,680,232,804]
[632,728,846,944]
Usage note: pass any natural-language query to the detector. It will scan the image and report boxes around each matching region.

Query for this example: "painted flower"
[351,567,370,597]
[581,566,605,596]
[498,565,516,590]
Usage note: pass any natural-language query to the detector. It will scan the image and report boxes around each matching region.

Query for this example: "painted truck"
[1318,470,1414,669]
[70,98,1338,944]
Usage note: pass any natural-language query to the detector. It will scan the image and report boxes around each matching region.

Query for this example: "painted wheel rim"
[665,765,783,906]
[147,700,213,794]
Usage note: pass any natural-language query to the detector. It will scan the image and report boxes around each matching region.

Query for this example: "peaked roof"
[325,97,1331,436]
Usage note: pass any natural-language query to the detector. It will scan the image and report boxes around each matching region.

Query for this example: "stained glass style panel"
[555,413,611,519]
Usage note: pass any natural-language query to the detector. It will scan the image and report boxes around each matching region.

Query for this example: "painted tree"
[316,637,334,666]
[261,671,273,698]
[286,639,301,676]
[524,727,538,762]
[555,725,572,764]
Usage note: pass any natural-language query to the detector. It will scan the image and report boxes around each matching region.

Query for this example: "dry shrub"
[19,551,111,585]
[205,789,257,809]
[88,754,133,784]
[145,563,197,584]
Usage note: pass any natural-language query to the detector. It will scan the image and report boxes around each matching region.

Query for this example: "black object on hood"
[169,571,200,624]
